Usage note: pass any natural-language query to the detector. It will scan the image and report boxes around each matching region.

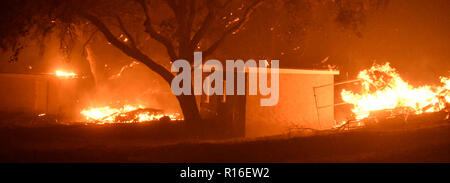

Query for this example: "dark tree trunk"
[176,47,202,126]
[83,12,203,133]
[139,56,202,127]
[176,94,201,123]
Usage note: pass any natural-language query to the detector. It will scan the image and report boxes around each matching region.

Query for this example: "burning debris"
[55,70,78,78]
[80,105,182,124]
[338,62,449,128]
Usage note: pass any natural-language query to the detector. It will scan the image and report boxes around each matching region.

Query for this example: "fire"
[341,62,449,120]
[55,70,77,78]
[80,105,182,124]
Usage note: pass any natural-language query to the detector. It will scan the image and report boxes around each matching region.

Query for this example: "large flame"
[341,62,449,120]
[80,105,182,124]
[55,70,77,78]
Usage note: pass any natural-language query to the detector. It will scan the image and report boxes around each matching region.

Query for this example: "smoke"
[85,61,181,114]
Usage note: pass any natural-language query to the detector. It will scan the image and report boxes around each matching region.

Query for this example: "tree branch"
[165,0,178,14]
[190,0,233,49]
[186,0,196,37]
[81,29,98,56]
[190,7,214,48]
[203,0,263,58]
[115,15,137,49]
[81,12,175,83]
[136,0,178,61]
[222,0,233,8]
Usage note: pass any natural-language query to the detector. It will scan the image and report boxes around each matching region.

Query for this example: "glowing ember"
[80,105,182,124]
[55,70,77,78]
[341,62,449,120]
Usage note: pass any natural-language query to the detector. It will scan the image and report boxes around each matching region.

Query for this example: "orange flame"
[341,62,449,120]
[80,105,182,124]
[55,70,77,78]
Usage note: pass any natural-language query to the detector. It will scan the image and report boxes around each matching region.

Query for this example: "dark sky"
[306,0,450,84]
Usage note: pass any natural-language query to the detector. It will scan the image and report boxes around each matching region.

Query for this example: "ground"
[0,118,449,162]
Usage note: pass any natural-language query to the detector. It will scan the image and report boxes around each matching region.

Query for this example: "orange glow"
[55,70,77,78]
[341,62,449,120]
[80,105,182,124]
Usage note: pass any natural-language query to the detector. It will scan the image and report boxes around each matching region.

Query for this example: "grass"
[0,116,449,162]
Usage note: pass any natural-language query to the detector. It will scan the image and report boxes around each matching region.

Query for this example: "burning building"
[0,71,87,120]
